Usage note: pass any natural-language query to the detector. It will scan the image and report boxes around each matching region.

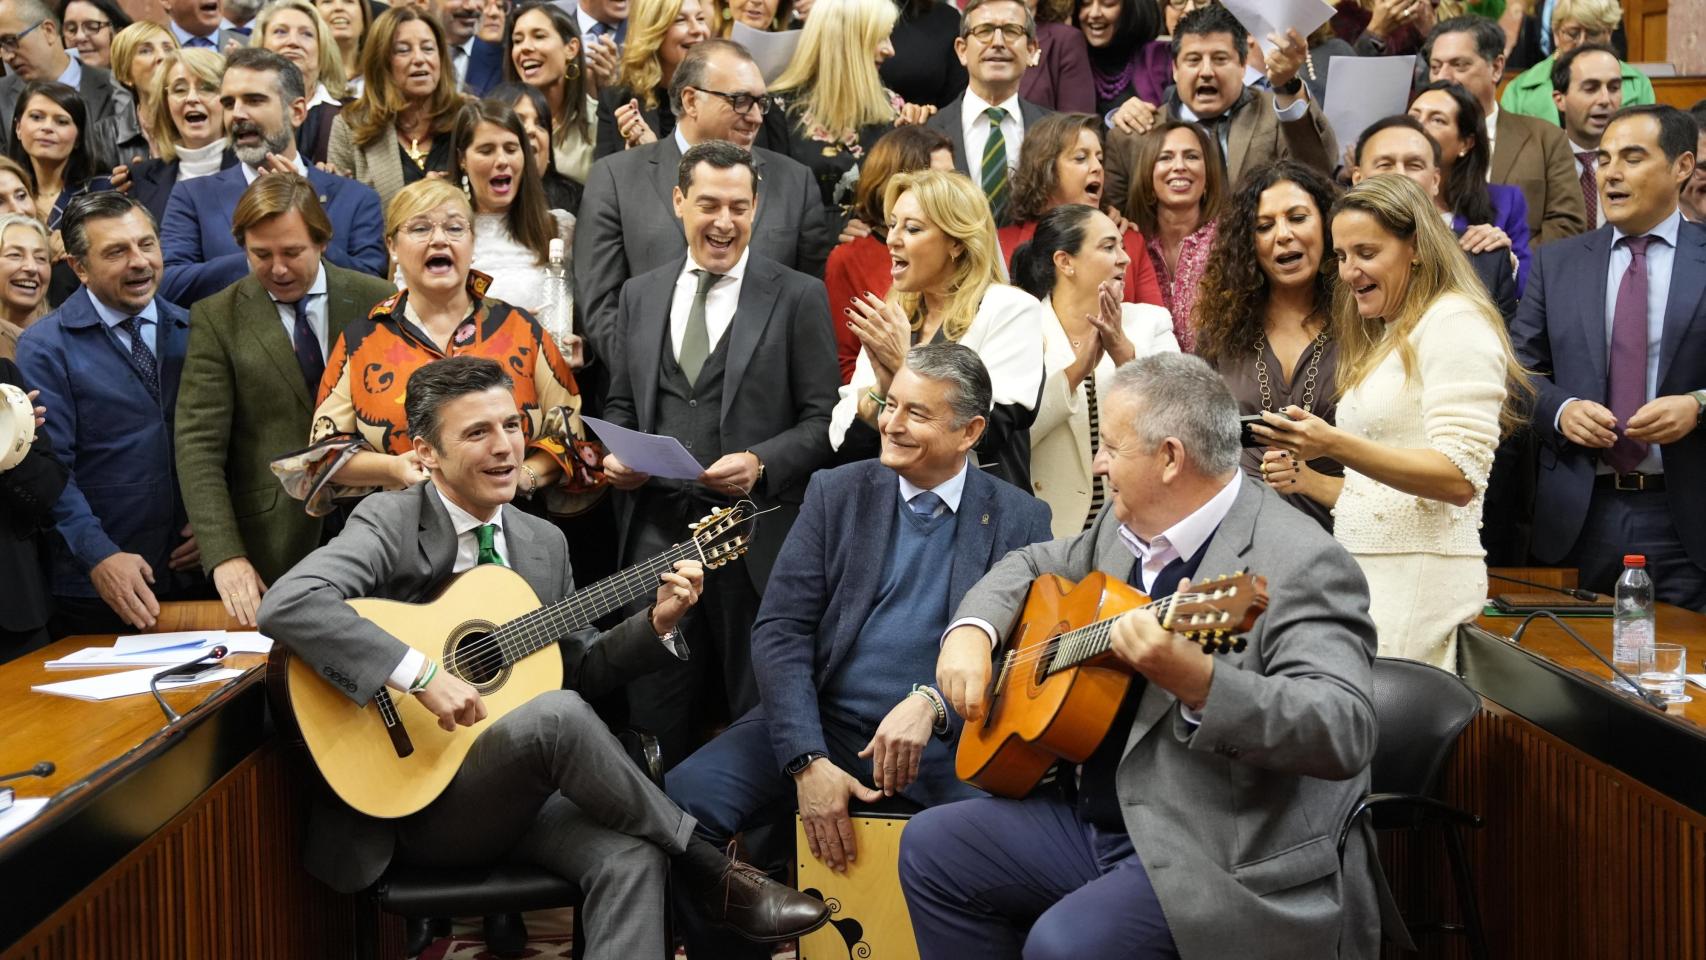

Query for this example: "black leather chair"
[1338,656,1488,960]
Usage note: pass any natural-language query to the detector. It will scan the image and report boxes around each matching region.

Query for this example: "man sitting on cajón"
[257,356,828,958]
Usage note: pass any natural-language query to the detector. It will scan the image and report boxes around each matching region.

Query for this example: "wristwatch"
[1274,76,1303,96]
[785,751,826,776]
[1691,389,1706,426]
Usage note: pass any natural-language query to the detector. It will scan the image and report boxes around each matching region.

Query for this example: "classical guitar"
[267,503,757,819]
[956,570,1269,798]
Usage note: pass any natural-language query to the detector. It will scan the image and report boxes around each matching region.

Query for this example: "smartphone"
[1239,414,1266,448]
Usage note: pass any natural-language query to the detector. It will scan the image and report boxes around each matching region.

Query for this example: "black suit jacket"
[601,252,840,592]
[1508,219,1706,568]
[0,358,66,637]
[1463,241,1519,321]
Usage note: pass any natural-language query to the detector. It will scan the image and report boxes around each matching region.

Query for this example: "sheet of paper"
[732,23,802,83]
[580,416,707,481]
[108,631,271,656]
[30,665,244,702]
[1221,0,1335,53]
[0,798,49,842]
[47,647,209,669]
[1687,674,1706,690]
[1322,55,1416,154]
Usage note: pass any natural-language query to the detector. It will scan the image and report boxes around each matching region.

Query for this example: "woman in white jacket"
[833,169,1045,489]
[1009,203,1178,536]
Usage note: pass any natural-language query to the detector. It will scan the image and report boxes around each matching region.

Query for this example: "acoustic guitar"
[268,503,757,819]
[956,571,1269,798]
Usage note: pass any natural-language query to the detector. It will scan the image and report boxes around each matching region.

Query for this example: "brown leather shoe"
[705,859,830,943]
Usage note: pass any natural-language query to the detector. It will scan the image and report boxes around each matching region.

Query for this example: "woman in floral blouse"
[756,0,904,222]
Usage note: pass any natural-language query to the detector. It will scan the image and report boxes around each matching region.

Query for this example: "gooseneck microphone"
[149,645,230,723]
[0,761,54,783]
[1510,611,1667,711]
[1488,571,1601,602]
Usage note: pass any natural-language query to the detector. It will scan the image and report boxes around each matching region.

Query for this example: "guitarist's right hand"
[795,759,882,875]
[414,667,487,732]
[937,625,995,722]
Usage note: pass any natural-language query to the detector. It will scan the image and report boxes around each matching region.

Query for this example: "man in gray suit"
[575,39,834,372]
[0,0,144,169]
[256,357,829,957]
[899,353,1383,959]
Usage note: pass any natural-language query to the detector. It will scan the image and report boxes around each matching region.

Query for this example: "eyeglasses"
[1554,24,1612,45]
[62,19,113,39]
[398,217,471,241]
[0,19,46,54]
[965,22,1029,43]
[695,88,771,115]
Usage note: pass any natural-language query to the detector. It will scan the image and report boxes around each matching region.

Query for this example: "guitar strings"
[997,590,1241,671]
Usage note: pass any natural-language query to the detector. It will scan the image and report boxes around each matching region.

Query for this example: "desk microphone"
[1488,571,1601,602]
[0,761,53,783]
[149,645,229,724]
[1510,611,1667,711]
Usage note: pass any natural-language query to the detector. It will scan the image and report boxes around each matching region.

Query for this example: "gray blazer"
[257,480,677,891]
[574,136,835,367]
[925,93,1054,178]
[954,477,1385,959]
[327,114,409,208]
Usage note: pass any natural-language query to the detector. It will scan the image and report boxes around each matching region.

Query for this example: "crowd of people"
[2,0,1704,956]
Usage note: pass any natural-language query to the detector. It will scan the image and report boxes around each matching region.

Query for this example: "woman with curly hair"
[1000,112,1161,307]
[593,0,710,159]
[1194,160,1342,529]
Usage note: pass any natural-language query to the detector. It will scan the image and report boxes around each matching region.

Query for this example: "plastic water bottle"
[539,238,578,364]
[1612,554,1655,691]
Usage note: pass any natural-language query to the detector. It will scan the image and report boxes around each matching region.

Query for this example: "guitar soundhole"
[1032,636,1060,686]
[445,623,508,689]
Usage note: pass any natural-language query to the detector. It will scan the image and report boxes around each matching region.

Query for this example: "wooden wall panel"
[1377,703,1706,960]
[2,744,403,960]
[1623,0,1669,63]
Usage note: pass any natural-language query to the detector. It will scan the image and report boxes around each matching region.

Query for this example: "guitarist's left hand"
[858,694,936,795]
[650,560,706,635]
[1109,582,1214,712]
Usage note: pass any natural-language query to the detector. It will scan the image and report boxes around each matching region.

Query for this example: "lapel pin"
[981,513,989,525]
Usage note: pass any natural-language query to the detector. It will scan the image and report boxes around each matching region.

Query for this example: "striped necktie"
[981,106,1009,223]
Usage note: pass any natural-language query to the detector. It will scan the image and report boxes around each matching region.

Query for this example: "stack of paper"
[0,798,49,842]
[31,665,244,702]
[47,631,271,670]
[1221,0,1336,54]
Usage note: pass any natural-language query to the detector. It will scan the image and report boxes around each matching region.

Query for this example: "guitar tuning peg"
[1234,637,1247,653]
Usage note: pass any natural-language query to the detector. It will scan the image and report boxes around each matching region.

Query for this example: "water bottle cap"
[548,238,564,261]
[1624,554,1646,567]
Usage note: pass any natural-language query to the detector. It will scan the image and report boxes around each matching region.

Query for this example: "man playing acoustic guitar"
[899,353,1387,959]
[258,356,828,958]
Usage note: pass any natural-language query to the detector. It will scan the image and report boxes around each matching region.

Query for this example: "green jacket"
[175,264,397,584]
[1500,55,1656,127]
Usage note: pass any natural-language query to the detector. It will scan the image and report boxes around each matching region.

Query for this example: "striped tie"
[981,106,1009,223]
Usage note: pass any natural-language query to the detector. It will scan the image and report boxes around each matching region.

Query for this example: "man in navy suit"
[1510,104,1706,610]
[440,0,503,94]
[16,193,203,638]
[161,48,385,305]
[663,342,1054,960]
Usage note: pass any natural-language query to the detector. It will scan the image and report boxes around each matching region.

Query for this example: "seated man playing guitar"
[900,353,1386,959]
[258,357,828,958]
[663,343,1055,959]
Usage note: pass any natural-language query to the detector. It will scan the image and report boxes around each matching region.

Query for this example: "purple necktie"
[1607,235,1652,474]
[290,297,324,394]
[1576,151,1598,226]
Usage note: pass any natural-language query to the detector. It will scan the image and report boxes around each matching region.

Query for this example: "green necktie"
[474,523,505,566]
[679,269,721,384]
[981,106,1010,223]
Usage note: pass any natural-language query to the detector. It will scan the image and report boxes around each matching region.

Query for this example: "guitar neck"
[1045,594,1180,676]
[485,540,704,666]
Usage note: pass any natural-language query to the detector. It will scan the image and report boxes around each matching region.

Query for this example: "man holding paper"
[1104,5,1337,210]
[601,140,840,768]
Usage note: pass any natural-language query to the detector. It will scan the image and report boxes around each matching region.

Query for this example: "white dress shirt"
[451,36,476,90]
[388,489,511,689]
[962,87,1023,175]
[1484,103,1500,181]
[271,263,331,362]
[669,247,748,362]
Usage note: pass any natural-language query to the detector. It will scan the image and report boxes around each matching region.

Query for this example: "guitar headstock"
[1160,571,1269,655]
[689,501,764,570]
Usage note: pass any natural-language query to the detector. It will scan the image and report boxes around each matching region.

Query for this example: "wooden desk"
[0,608,399,958]
[1389,571,1706,959]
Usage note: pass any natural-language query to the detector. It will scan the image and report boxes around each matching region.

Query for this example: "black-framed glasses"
[965,22,1028,43]
[0,19,46,54]
[62,19,113,38]
[696,88,771,115]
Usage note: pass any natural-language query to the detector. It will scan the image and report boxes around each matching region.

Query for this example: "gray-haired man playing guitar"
[258,356,828,958]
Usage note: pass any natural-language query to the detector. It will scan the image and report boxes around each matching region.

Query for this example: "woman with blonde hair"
[707,0,796,33]
[129,48,228,223]
[109,21,178,156]
[756,0,900,213]
[1254,173,1530,669]
[253,0,349,163]
[0,214,51,360]
[328,6,467,205]
[831,168,1045,488]
[1500,0,1655,123]
[593,0,710,159]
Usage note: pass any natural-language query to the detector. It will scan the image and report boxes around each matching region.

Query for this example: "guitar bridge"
[373,689,415,758]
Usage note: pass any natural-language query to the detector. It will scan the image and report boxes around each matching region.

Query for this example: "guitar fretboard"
[1042,593,1181,678]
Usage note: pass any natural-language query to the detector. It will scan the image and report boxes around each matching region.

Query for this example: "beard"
[231,119,296,167]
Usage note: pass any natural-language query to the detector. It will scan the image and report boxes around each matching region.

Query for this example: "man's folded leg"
[515,795,670,960]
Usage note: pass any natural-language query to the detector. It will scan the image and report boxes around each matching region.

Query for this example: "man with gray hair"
[664,341,1053,960]
[902,352,1387,959]
[159,47,385,304]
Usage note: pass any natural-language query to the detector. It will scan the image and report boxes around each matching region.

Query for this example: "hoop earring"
[565,61,581,81]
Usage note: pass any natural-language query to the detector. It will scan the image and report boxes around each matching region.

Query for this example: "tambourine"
[0,382,36,473]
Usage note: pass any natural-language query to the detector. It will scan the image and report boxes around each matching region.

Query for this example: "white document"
[1323,55,1417,154]
[732,23,802,83]
[1687,674,1706,690]
[47,647,212,669]
[1221,0,1335,54]
[30,665,243,702]
[581,416,707,481]
[108,631,271,656]
[0,798,49,842]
